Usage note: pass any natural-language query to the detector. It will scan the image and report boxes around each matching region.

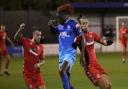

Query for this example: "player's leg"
[23,73,36,89]
[3,54,11,76]
[120,42,126,63]
[97,74,111,89]
[59,60,70,89]
[66,69,74,89]
[0,55,3,76]
[38,85,46,89]
[59,53,76,89]
[35,73,46,89]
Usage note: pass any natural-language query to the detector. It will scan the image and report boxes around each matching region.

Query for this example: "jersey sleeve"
[20,37,28,46]
[93,32,101,42]
[73,22,83,36]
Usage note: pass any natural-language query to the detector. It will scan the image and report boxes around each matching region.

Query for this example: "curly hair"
[57,3,74,14]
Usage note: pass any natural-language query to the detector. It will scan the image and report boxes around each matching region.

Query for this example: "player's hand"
[34,61,44,68]
[20,23,25,30]
[48,20,54,26]
[34,63,40,68]
[106,40,113,46]
[48,19,58,26]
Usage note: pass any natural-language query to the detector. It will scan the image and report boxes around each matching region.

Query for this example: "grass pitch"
[0,52,128,89]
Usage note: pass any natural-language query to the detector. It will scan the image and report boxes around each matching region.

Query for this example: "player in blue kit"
[48,4,85,89]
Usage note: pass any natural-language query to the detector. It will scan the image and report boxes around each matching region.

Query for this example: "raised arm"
[94,33,113,46]
[97,39,113,46]
[14,23,25,42]
[48,19,58,34]
[7,37,14,47]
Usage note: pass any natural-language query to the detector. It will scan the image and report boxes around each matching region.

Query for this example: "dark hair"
[57,3,74,14]
[32,26,41,33]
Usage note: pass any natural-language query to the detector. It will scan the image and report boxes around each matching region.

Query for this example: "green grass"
[0,52,128,89]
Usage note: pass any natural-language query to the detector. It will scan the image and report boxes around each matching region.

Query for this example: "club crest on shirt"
[67,25,71,29]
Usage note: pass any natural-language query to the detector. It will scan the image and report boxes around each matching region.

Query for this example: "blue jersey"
[55,19,83,59]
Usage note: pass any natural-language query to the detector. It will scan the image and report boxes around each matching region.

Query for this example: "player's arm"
[73,23,86,67]
[35,46,45,68]
[48,19,58,34]
[7,37,14,47]
[14,23,25,42]
[73,36,86,67]
[94,33,113,46]
[34,59,44,68]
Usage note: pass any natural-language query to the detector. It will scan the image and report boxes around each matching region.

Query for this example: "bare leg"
[4,55,11,76]
[38,85,46,89]
[121,44,126,63]
[5,55,11,69]
[0,56,3,76]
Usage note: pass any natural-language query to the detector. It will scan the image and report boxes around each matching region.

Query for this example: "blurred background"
[0,1,128,89]
[1,0,128,55]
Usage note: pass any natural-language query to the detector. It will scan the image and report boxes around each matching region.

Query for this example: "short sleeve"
[93,32,101,42]
[20,37,28,46]
[74,23,83,36]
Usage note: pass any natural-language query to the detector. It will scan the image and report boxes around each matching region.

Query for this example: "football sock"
[61,73,70,89]
[5,59,10,69]
[67,72,74,89]
[70,85,74,89]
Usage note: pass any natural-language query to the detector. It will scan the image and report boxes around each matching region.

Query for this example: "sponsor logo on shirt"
[86,41,94,46]
[60,32,70,38]
[29,48,38,56]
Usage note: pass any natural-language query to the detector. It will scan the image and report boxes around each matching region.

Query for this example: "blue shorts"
[59,53,76,72]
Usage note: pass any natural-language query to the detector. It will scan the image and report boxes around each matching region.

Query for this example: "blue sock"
[70,85,74,89]
[61,73,70,89]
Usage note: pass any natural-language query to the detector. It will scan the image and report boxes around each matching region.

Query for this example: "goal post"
[116,16,128,51]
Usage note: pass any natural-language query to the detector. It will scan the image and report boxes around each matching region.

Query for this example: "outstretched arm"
[93,32,113,46]
[96,38,113,46]
[7,37,14,47]
[48,19,58,34]
[14,23,25,42]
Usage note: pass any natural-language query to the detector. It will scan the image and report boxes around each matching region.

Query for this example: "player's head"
[56,3,74,24]
[79,16,88,32]
[32,27,42,44]
[121,22,126,27]
[0,25,5,32]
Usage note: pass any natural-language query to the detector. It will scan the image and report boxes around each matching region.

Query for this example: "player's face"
[80,19,88,32]
[121,22,126,27]
[0,25,5,32]
[33,31,42,44]
[56,12,68,24]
